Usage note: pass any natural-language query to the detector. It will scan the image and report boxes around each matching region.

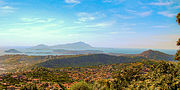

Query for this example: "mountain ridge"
[37,54,144,68]
[4,49,22,53]
[30,42,93,50]
[139,49,174,61]
[36,50,175,68]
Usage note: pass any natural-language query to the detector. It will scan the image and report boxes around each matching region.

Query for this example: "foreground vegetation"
[0,49,178,89]
[69,60,180,90]
[0,60,179,89]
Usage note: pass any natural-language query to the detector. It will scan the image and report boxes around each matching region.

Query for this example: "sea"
[97,48,177,55]
[1,48,177,56]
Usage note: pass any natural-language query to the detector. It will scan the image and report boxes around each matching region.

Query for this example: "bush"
[111,61,180,89]
[92,80,111,90]
[70,81,92,90]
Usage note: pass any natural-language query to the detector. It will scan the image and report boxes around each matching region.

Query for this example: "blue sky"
[0,0,180,49]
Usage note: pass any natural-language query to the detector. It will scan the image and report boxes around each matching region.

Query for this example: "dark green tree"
[57,82,67,90]
[176,13,180,61]
[177,12,180,25]
[70,81,92,90]
[20,84,38,90]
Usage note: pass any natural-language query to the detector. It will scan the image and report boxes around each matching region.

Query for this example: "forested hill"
[37,54,145,68]
[37,50,175,68]
[139,49,174,61]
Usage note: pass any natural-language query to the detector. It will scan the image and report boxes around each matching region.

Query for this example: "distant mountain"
[30,42,93,50]
[109,49,175,61]
[30,44,49,49]
[53,49,103,54]
[4,49,22,53]
[139,49,175,61]
[37,54,145,68]
[51,42,93,50]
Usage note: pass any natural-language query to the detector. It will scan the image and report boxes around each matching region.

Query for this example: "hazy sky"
[0,0,180,49]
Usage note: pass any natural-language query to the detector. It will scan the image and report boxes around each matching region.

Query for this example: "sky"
[0,0,180,49]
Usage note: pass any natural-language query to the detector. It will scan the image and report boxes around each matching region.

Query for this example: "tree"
[176,13,180,61]
[177,12,180,25]
[70,81,92,90]
[57,82,67,90]
[20,84,38,90]
[92,80,111,90]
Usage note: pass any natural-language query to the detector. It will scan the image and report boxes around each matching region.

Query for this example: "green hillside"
[139,49,175,61]
[37,54,145,68]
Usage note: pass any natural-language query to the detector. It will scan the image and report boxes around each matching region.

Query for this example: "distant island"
[0,42,176,57]
[4,49,22,53]
[30,42,94,50]
[53,49,103,54]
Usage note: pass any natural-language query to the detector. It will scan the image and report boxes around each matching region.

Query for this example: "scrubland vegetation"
[0,59,179,89]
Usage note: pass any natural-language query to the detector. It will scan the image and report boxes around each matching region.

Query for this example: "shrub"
[70,81,92,90]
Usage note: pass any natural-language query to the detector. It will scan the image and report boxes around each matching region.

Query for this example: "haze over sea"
[2,48,177,56]
[98,48,177,55]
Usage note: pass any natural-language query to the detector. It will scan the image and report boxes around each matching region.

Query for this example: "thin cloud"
[110,31,136,34]
[75,12,106,23]
[21,18,56,24]
[152,25,169,28]
[85,21,115,28]
[138,10,153,17]
[127,9,153,17]
[0,1,7,5]
[158,11,176,17]
[174,6,180,9]
[76,12,95,23]
[1,6,13,9]
[0,6,16,14]
[0,1,3,3]
[149,1,173,6]
[103,0,125,3]
[65,0,80,4]
[115,14,134,19]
